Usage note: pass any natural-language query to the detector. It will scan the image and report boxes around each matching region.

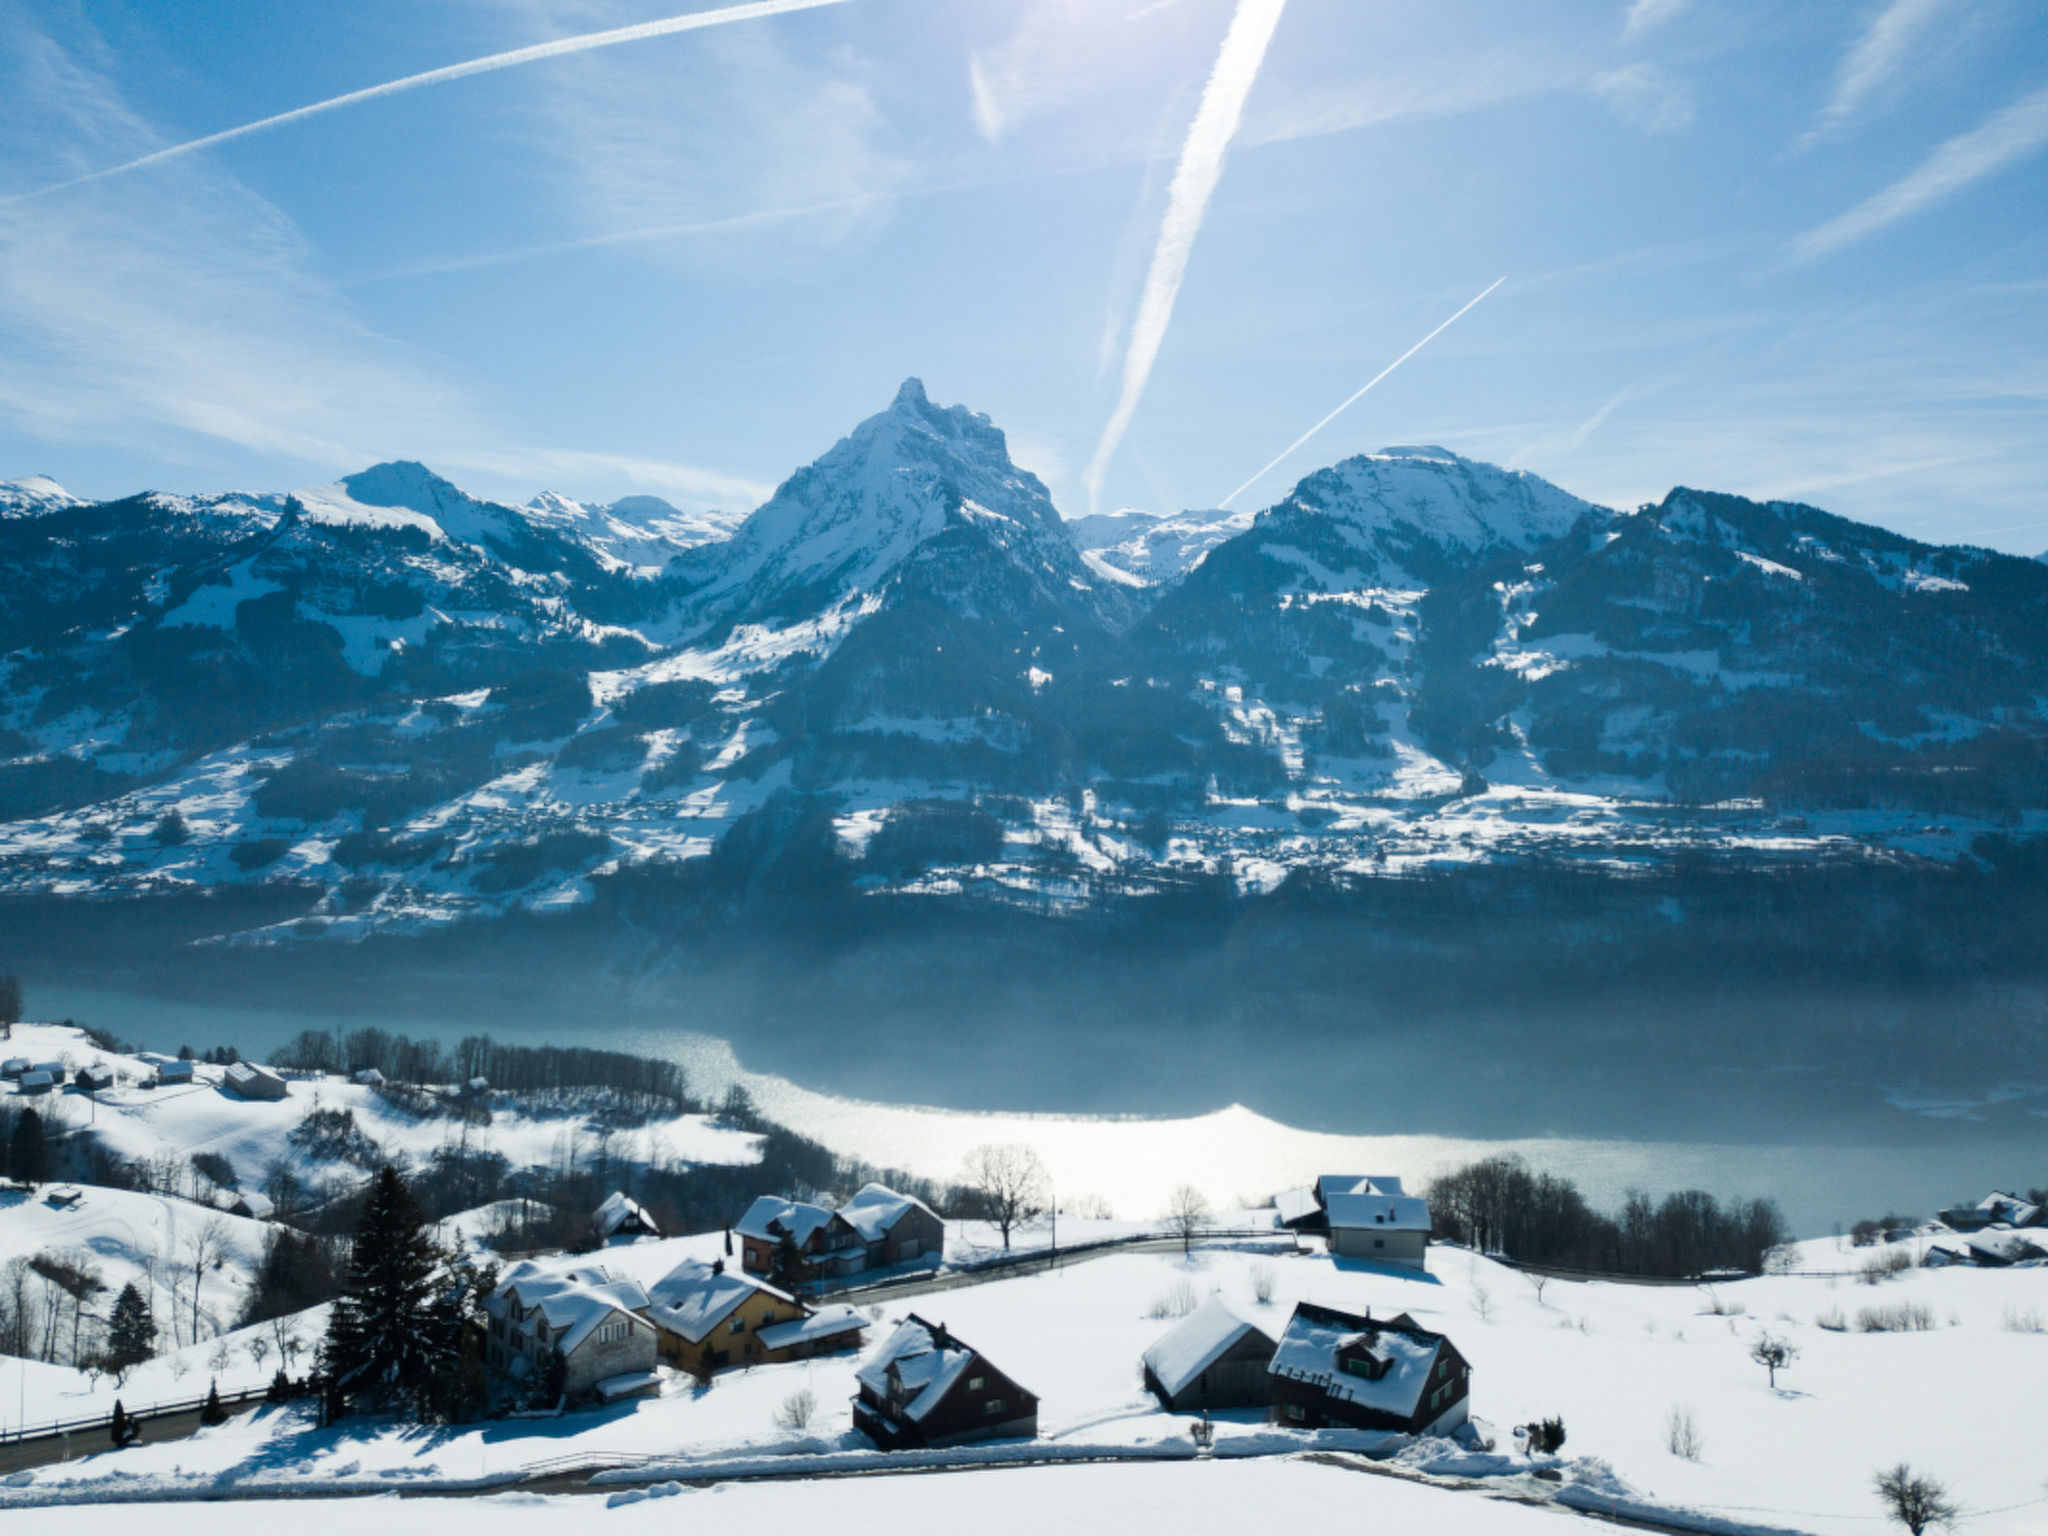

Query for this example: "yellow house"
[640,1258,867,1375]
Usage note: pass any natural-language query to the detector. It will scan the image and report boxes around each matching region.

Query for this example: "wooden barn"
[1268,1301,1471,1436]
[1141,1294,1277,1412]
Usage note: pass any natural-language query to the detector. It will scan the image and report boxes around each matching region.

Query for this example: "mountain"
[0,475,80,516]
[0,389,2045,948]
[1065,506,1250,585]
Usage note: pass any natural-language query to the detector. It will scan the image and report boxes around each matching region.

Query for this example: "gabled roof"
[487,1261,652,1356]
[1142,1294,1274,1398]
[644,1258,794,1344]
[1316,1174,1406,1200]
[1274,1187,1321,1226]
[839,1182,938,1243]
[1269,1301,1451,1420]
[855,1316,981,1424]
[593,1190,659,1239]
[1323,1190,1433,1234]
[757,1303,866,1354]
[735,1194,836,1247]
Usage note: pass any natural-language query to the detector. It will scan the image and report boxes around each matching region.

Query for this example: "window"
[729,1315,747,1334]
[983,1399,1005,1416]
[1284,1404,1306,1422]
[967,1376,986,1391]
[1436,1360,1449,1379]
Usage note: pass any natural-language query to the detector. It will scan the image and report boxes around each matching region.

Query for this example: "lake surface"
[33,981,2045,1236]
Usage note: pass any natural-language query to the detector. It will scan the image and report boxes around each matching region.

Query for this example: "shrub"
[1815,1306,1847,1332]
[1250,1263,1276,1306]
[1148,1279,1199,1320]
[1857,1249,1914,1284]
[2002,1306,2046,1334]
[231,837,291,870]
[1664,1403,1703,1461]
[1856,1302,1935,1333]
[772,1389,816,1432]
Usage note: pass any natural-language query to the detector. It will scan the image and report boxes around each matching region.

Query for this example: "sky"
[2,0,2046,552]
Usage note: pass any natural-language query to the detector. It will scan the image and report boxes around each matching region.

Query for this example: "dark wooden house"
[1268,1301,1470,1435]
[1142,1294,1277,1411]
[853,1315,1038,1449]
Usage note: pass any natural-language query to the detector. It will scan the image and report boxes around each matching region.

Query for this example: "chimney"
[712,1258,724,1276]
[932,1321,950,1351]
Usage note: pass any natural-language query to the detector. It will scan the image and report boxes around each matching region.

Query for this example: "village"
[0,1024,2043,1534]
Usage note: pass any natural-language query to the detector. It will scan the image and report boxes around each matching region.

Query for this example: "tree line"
[271,1028,691,1109]
[1428,1156,1789,1277]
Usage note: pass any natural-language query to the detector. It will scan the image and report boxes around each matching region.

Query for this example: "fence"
[0,1383,272,1449]
[814,1227,1295,1303]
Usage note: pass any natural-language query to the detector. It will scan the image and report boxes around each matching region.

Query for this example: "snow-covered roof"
[1142,1295,1274,1398]
[594,1369,660,1403]
[735,1194,836,1247]
[353,1068,385,1085]
[18,1070,53,1089]
[838,1182,937,1243]
[1977,1192,2042,1227]
[487,1261,652,1356]
[644,1258,793,1344]
[593,1190,659,1240]
[1269,1303,1447,1419]
[1316,1174,1406,1200]
[856,1316,980,1424]
[1323,1191,1432,1234]
[1274,1187,1321,1226]
[156,1059,195,1079]
[1968,1229,2047,1264]
[757,1303,867,1354]
[230,1190,275,1219]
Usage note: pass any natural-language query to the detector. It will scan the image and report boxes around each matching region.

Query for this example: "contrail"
[1082,0,1286,512]
[5,0,856,206]
[1218,276,1504,509]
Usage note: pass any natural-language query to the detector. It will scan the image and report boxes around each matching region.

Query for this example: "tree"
[105,1283,157,1381]
[109,1399,140,1449]
[182,1216,230,1346]
[1526,1416,1566,1455]
[200,1379,226,1426]
[1873,1464,1960,1535]
[1750,1332,1798,1389]
[319,1165,463,1417]
[0,973,20,1037]
[10,1108,49,1186]
[768,1229,812,1292]
[153,811,191,847]
[962,1143,1049,1249]
[1164,1184,1211,1255]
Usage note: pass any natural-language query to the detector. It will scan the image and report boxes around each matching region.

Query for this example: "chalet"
[1141,1294,1277,1411]
[229,1190,276,1221]
[353,1067,386,1086]
[74,1063,116,1092]
[838,1183,945,1270]
[17,1070,54,1095]
[155,1058,196,1086]
[483,1261,659,1403]
[223,1061,288,1101]
[735,1195,861,1280]
[1938,1191,2043,1232]
[1267,1301,1471,1436]
[592,1191,661,1245]
[641,1257,865,1375]
[853,1315,1037,1450]
[465,1076,491,1096]
[30,1061,65,1086]
[1276,1176,1431,1269]
[0,1058,29,1079]
[1966,1229,2048,1267]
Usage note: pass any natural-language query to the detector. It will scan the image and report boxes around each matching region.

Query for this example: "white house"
[483,1261,659,1403]
[592,1191,660,1245]
[1277,1175,1433,1269]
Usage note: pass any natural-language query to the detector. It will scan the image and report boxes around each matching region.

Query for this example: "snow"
[642,1259,789,1344]
[487,1262,651,1358]
[734,1194,835,1248]
[837,1182,936,1244]
[1269,1303,1443,1420]
[1735,551,1802,581]
[854,1316,976,1422]
[0,476,80,516]
[1141,1294,1269,1398]
[157,562,283,628]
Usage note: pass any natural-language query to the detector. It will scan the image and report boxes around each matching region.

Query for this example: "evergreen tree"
[200,1380,226,1426]
[104,1283,157,1380]
[9,1108,48,1186]
[769,1229,812,1291]
[320,1165,456,1417]
[109,1400,130,1448]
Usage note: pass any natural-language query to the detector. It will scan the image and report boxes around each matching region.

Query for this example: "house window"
[729,1315,747,1334]
[1284,1404,1306,1422]
[1437,1360,1449,1379]
[983,1399,1005,1416]
[967,1376,986,1391]
[1373,1238,1385,1249]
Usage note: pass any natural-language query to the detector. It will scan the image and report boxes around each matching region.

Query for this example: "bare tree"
[182,1217,230,1344]
[1471,1280,1494,1323]
[1163,1184,1211,1255]
[1664,1403,1703,1460]
[1749,1332,1798,1389]
[961,1144,1048,1249]
[0,973,20,1037]
[1527,1271,1550,1308]
[1873,1465,1960,1535]
[773,1388,816,1432]
[247,1334,272,1375]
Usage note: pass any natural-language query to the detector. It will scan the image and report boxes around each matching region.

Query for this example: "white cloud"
[1590,62,1696,135]
[1800,0,1950,147]
[1793,84,2048,261]
[1085,0,1287,511]
[968,0,1153,144]
[1621,0,1689,43]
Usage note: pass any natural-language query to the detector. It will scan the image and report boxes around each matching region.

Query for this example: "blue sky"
[2,0,2045,551]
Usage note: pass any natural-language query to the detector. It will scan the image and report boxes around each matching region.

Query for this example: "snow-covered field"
[6,1237,2044,1532]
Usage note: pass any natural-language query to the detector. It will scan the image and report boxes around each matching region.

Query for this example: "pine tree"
[320,1165,455,1417]
[200,1380,226,1426]
[104,1283,157,1380]
[109,1400,130,1448]
[9,1108,48,1186]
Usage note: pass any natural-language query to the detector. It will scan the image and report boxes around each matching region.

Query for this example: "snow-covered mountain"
[1,388,2045,942]
[1065,505,1250,585]
[0,475,79,516]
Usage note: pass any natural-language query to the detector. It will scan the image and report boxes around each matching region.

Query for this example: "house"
[838,1183,945,1270]
[30,1061,65,1086]
[483,1261,659,1403]
[735,1195,860,1280]
[1141,1294,1277,1412]
[223,1061,288,1101]
[1275,1176,1432,1269]
[1966,1229,2048,1267]
[17,1070,54,1095]
[852,1315,1037,1450]
[464,1076,490,1096]
[1938,1191,2043,1232]
[592,1191,660,1245]
[640,1257,866,1375]
[155,1059,196,1086]
[74,1063,116,1092]
[1267,1301,1471,1436]
[353,1067,386,1086]
[229,1190,275,1221]
[45,1185,83,1209]
[1,1058,31,1079]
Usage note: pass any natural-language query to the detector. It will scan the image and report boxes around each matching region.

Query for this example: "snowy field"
[5,1237,2045,1532]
